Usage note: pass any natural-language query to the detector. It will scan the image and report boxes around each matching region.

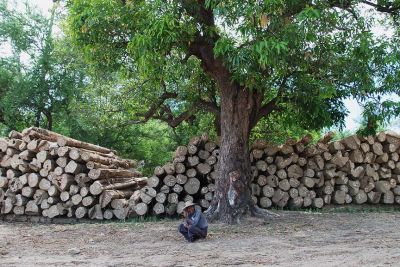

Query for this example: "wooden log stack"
[249,131,400,209]
[0,127,147,220]
[130,134,219,217]
[1,128,400,221]
[139,130,400,217]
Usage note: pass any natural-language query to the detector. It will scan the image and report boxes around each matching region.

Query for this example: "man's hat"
[183,201,196,210]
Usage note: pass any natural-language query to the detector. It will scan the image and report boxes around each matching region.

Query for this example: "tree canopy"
[66,0,400,134]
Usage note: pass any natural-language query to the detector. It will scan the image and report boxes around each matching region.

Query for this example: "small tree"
[0,0,86,130]
[67,0,400,223]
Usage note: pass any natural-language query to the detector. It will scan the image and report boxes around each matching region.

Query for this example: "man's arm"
[190,209,201,227]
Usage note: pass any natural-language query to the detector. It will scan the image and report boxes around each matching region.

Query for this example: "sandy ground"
[1,210,400,267]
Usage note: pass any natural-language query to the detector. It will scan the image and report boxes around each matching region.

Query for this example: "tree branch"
[361,0,400,13]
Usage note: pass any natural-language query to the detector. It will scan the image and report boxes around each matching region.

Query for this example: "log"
[38,178,51,191]
[86,161,111,170]
[196,163,211,175]
[341,135,361,150]
[21,186,34,198]
[198,150,210,160]
[147,176,160,188]
[186,168,197,178]
[266,164,277,175]
[173,184,183,194]
[289,188,299,198]
[65,160,86,175]
[103,209,114,220]
[70,194,83,205]
[184,178,200,194]
[28,173,40,188]
[285,177,298,188]
[60,191,70,202]
[89,177,147,195]
[175,162,186,174]
[154,166,165,176]
[287,164,303,179]
[53,174,75,191]
[81,152,135,169]
[262,185,274,198]
[204,141,217,152]
[111,198,128,210]
[301,177,315,188]
[278,179,290,191]
[375,181,391,193]
[259,197,272,208]
[54,166,64,176]
[88,168,141,180]
[57,134,116,155]
[354,190,367,204]
[176,174,188,185]
[163,175,176,187]
[75,206,87,219]
[205,155,217,166]
[88,204,104,220]
[312,198,324,208]
[372,142,384,155]
[74,173,91,186]
[167,192,179,204]
[155,192,167,203]
[174,146,188,157]
[80,186,89,197]
[153,202,165,215]
[82,196,95,207]
[333,190,346,204]
[187,144,198,155]
[43,159,56,171]
[266,175,278,187]
[187,156,199,167]
[289,197,303,209]
[25,200,40,215]
[257,175,267,187]
[134,202,148,216]
[276,169,287,180]
[0,176,8,188]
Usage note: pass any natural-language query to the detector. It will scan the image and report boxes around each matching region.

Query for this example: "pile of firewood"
[135,134,218,217]
[250,131,400,209]
[1,127,399,221]
[139,131,400,216]
[0,127,147,220]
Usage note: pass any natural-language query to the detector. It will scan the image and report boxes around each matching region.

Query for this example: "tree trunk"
[205,84,265,223]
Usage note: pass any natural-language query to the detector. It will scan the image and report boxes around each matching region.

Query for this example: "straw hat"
[183,201,196,210]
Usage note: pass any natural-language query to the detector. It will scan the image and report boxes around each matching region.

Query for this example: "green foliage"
[66,0,400,140]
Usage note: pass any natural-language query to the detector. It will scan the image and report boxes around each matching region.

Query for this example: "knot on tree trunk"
[227,170,246,208]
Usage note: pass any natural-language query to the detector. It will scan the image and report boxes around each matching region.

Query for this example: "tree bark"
[205,82,263,223]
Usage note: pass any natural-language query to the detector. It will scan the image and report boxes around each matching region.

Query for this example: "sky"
[9,0,400,133]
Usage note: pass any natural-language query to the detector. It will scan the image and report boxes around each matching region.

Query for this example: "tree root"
[205,200,280,223]
[250,205,280,220]
[204,201,220,222]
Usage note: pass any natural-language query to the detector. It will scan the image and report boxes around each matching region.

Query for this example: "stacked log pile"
[250,131,400,209]
[0,127,147,220]
[134,134,219,217]
[141,130,400,216]
[1,128,400,221]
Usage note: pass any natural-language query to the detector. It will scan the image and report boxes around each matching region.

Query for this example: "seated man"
[178,202,208,242]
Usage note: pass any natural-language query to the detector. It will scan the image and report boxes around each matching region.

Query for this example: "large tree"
[0,0,87,130]
[67,0,400,223]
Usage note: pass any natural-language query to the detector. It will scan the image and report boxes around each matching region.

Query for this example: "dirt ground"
[1,210,400,267]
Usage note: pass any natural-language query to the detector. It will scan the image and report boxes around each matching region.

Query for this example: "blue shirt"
[187,207,208,229]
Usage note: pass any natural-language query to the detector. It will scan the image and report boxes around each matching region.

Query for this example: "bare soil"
[1,210,400,267]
